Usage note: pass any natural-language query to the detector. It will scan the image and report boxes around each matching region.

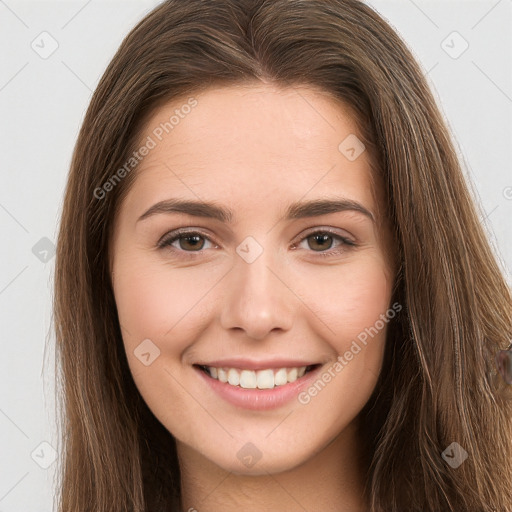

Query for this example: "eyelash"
[157,227,357,259]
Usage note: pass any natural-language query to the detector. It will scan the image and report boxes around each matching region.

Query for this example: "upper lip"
[194,358,321,371]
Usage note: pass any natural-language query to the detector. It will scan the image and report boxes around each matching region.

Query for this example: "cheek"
[112,255,220,429]
[299,253,393,340]
[294,259,392,417]
[112,254,220,351]
[297,253,393,388]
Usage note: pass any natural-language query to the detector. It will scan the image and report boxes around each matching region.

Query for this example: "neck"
[177,417,369,512]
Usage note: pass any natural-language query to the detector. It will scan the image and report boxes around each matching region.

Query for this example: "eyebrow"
[137,197,375,224]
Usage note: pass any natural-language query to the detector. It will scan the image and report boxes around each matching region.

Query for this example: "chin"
[211,448,309,476]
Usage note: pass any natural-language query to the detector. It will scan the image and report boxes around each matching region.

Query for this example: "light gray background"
[0,1,511,510]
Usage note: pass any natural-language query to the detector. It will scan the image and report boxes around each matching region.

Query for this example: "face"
[111,83,396,475]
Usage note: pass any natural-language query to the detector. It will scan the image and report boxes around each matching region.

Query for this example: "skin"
[110,83,396,511]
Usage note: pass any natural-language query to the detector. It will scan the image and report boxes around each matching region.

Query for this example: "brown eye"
[176,234,205,251]
[294,229,356,257]
[158,230,214,254]
[307,233,335,251]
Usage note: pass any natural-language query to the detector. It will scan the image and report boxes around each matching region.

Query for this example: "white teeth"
[240,370,257,389]
[204,365,310,389]
[227,368,240,386]
[256,369,274,389]
[287,368,298,382]
[274,368,288,386]
[217,368,228,383]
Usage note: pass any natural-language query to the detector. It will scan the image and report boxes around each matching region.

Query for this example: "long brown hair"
[53,0,512,510]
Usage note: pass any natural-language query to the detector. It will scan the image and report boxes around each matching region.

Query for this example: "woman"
[53,0,512,510]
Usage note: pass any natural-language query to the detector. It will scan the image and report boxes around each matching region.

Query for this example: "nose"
[219,246,294,341]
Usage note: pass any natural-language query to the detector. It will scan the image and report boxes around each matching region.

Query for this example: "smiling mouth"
[195,364,321,390]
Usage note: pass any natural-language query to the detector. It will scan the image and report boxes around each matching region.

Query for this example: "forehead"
[120,83,379,221]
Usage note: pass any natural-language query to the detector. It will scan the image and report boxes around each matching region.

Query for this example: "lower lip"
[194,365,322,411]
